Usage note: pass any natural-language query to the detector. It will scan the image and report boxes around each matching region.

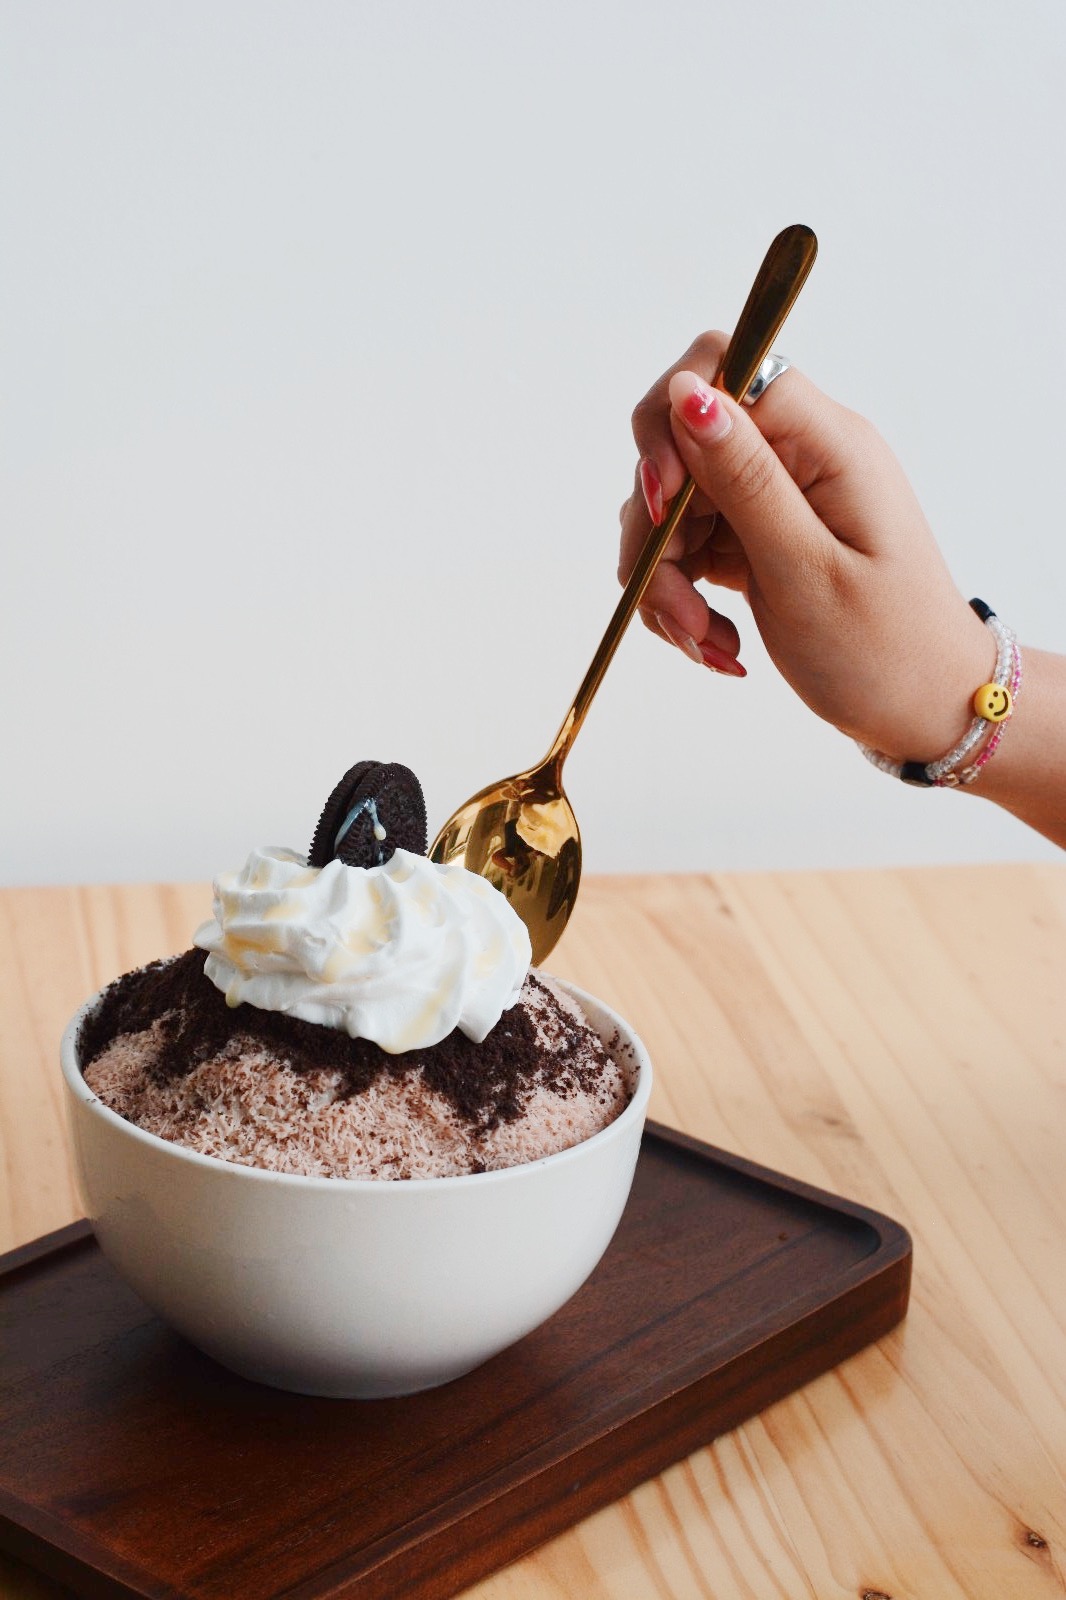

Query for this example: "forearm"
[967,649,1066,847]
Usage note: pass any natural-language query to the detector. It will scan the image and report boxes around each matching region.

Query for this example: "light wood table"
[2,865,1065,1599]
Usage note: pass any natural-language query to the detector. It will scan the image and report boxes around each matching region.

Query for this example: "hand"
[619,331,993,764]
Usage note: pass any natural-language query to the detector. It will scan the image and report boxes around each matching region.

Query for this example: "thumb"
[666,371,830,590]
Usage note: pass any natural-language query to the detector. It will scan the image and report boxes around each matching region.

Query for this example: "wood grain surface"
[1,865,1064,1599]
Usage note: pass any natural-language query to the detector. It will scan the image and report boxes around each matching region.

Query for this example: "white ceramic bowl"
[60,979,651,1398]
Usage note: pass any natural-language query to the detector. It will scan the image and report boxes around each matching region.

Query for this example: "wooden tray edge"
[0,1126,914,1600]
[280,1237,912,1600]
[0,1498,163,1600]
[645,1120,914,1256]
[0,1218,94,1278]
[245,1126,916,1600]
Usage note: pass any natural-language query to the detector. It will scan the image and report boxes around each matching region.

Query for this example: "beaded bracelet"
[857,599,1020,788]
[939,638,1022,787]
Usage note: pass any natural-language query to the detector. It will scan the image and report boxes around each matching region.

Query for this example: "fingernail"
[671,375,734,442]
[639,458,664,526]
[700,642,746,677]
[655,611,703,664]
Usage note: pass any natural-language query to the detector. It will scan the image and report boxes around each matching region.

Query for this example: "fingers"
[619,332,978,743]
[632,335,888,553]
[665,372,834,596]
[620,329,866,674]
[631,331,730,513]
[617,474,718,589]
[617,484,746,675]
[646,558,745,675]
[618,461,687,581]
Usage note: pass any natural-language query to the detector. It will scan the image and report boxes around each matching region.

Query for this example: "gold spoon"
[431,223,818,964]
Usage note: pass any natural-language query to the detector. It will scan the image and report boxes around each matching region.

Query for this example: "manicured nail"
[700,642,746,677]
[639,458,664,526]
[671,374,734,442]
[655,611,703,664]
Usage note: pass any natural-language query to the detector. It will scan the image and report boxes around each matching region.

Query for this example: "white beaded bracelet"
[857,599,1017,788]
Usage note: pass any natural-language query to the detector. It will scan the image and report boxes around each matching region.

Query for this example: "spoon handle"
[541,223,818,775]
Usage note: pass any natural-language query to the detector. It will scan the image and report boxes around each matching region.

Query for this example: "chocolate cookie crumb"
[79,954,618,1136]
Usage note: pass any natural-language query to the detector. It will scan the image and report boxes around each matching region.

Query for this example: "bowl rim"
[61,974,652,1194]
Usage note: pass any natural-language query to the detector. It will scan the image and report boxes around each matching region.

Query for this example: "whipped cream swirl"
[194,846,532,1054]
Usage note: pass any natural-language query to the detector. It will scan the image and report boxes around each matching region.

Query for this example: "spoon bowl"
[432,225,818,964]
[432,761,580,966]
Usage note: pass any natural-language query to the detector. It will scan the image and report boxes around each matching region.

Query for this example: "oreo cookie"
[308,761,427,869]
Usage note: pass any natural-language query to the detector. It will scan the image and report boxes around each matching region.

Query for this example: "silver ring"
[743,353,791,405]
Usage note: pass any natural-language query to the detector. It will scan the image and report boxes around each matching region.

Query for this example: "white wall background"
[3,0,1063,888]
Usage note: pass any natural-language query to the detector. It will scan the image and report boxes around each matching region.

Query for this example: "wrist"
[963,647,1066,846]
[857,600,1019,786]
[889,600,995,764]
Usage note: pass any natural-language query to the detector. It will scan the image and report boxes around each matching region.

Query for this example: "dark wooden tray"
[0,1123,911,1600]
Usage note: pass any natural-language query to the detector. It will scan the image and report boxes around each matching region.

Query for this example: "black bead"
[900,761,935,787]
[969,597,995,622]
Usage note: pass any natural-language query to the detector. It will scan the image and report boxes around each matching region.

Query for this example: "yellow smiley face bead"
[973,682,1012,722]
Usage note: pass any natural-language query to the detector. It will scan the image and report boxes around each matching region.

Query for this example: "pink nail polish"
[639,458,664,526]
[679,382,733,441]
[700,642,746,677]
[655,611,703,664]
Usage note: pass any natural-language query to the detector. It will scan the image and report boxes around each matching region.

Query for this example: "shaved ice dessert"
[79,760,634,1180]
